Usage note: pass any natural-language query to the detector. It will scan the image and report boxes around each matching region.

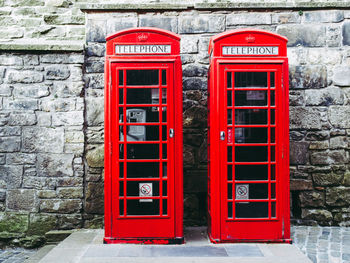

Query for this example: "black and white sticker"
[236,184,249,200]
[139,183,153,202]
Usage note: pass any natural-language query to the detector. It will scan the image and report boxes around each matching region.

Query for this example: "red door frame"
[104,28,183,244]
[207,29,290,243]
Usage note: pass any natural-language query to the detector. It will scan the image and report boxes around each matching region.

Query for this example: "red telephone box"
[207,29,291,243]
[104,28,183,244]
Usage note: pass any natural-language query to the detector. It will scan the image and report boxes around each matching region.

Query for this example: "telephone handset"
[120,109,146,141]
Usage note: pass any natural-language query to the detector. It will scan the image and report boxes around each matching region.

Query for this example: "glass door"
[220,64,284,240]
[111,62,175,238]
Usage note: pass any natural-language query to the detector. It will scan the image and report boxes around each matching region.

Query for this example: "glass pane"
[227,109,232,124]
[271,183,276,199]
[162,144,167,159]
[126,88,166,105]
[271,109,275,124]
[119,70,124,86]
[162,181,167,196]
[126,69,159,86]
[163,199,167,215]
[121,107,159,123]
[235,109,267,125]
[227,164,232,180]
[270,72,275,88]
[228,183,232,199]
[270,90,275,106]
[120,125,160,142]
[271,127,275,143]
[127,181,159,196]
[119,162,124,178]
[162,70,166,85]
[271,164,276,180]
[235,146,268,162]
[235,202,268,218]
[127,162,159,178]
[235,165,268,180]
[119,107,124,123]
[235,127,267,143]
[162,126,167,141]
[227,72,232,88]
[271,202,276,218]
[119,200,124,216]
[235,183,268,199]
[271,146,275,162]
[127,144,159,159]
[162,163,167,178]
[227,90,232,106]
[227,146,232,162]
[119,144,124,159]
[228,202,233,219]
[235,90,267,106]
[119,89,124,104]
[127,199,160,215]
[235,72,267,88]
[119,182,124,196]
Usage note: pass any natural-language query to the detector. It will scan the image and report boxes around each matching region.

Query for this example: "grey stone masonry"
[0,52,84,247]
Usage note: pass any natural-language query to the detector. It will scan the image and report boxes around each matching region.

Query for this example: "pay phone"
[120,109,146,141]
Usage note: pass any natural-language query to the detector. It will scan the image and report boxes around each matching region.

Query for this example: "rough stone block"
[51,82,83,98]
[27,213,57,236]
[52,111,83,126]
[290,141,309,165]
[327,25,341,47]
[85,59,104,73]
[301,209,332,225]
[0,85,11,96]
[0,136,20,152]
[330,136,348,149]
[0,190,5,201]
[86,145,104,168]
[277,24,326,47]
[290,179,313,191]
[65,131,84,143]
[304,10,344,23]
[183,64,207,78]
[85,182,104,214]
[343,21,350,46]
[305,87,343,106]
[3,98,38,111]
[6,153,36,165]
[13,84,49,98]
[37,153,74,177]
[23,126,63,152]
[305,131,329,141]
[0,55,23,66]
[86,43,105,57]
[57,214,82,229]
[299,191,325,207]
[326,187,350,206]
[86,127,104,144]
[86,18,106,43]
[40,199,82,213]
[106,15,138,36]
[139,15,178,33]
[180,35,198,54]
[0,212,28,233]
[7,189,38,212]
[227,13,271,26]
[310,150,348,165]
[329,106,350,128]
[40,54,84,64]
[0,165,23,189]
[272,12,300,24]
[45,230,73,243]
[183,77,207,90]
[289,65,327,89]
[179,14,225,33]
[23,55,39,66]
[333,66,350,87]
[41,98,76,112]
[45,65,70,80]
[290,107,323,130]
[309,141,329,150]
[7,70,43,84]
[86,97,104,126]
[0,126,21,136]
[85,73,104,89]
[0,28,23,39]
[8,111,35,125]
[35,112,51,126]
[183,105,207,128]
[38,190,56,199]
[57,187,83,199]
[289,90,304,106]
[313,173,344,186]
[44,15,84,25]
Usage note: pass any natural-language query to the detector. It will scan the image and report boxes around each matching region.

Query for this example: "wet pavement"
[0,247,36,263]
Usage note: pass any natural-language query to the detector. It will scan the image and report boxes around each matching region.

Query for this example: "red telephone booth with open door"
[104,28,183,244]
[207,29,291,243]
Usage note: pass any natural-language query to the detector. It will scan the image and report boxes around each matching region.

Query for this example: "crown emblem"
[245,35,255,43]
[138,34,149,42]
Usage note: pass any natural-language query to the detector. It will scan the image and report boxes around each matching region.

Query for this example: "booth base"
[104,237,184,245]
[208,233,292,244]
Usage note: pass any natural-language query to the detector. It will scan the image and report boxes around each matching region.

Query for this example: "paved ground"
[1,226,349,263]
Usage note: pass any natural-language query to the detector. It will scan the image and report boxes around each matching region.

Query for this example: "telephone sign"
[207,29,291,243]
[104,28,183,244]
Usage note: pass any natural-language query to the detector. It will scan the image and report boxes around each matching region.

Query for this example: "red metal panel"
[208,29,290,243]
[104,28,183,244]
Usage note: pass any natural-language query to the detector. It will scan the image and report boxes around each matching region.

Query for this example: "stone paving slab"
[35,228,311,263]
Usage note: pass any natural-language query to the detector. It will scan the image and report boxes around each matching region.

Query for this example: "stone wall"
[0,0,350,247]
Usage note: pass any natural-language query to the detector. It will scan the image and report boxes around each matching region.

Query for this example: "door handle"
[169,128,174,138]
[220,131,225,141]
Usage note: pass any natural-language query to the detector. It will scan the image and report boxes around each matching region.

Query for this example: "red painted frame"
[207,29,291,243]
[104,28,183,244]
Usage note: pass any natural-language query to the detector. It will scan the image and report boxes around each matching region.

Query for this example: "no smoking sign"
[139,183,153,202]
[235,184,249,200]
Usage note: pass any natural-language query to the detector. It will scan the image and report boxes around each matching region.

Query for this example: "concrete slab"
[35,228,312,263]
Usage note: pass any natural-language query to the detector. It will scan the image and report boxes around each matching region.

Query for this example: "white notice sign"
[236,184,249,200]
[222,46,279,55]
[116,45,171,54]
[139,183,153,202]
